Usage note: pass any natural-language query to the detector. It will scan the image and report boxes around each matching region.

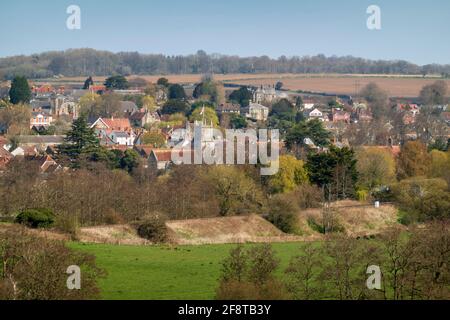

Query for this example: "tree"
[120,149,140,173]
[0,226,104,300]
[420,80,448,106]
[168,84,186,100]
[83,76,94,90]
[189,106,219,126]
[397,141,430,179]
[207,166,263,216]
[48,56,67,75]
[360,83,389,120]
[275,82,283,90]
[9,76,31,104]
[216,244,286,300]
[429,149,450,185]
[355,147,396,191]
[306,146,358,200]
[229,113,247,129]
[268,155,308,194]
[142,95,157,112]
[285,119,331,153]
[58,114,100,162]
[229,87,252,107]
[295,96,304,109]
[392,177,450,223]
[104,75,129,90]
[141,131,167,147]
[270,98,295,119]
[157,77,169,87]
[161,99,190,115]
[266,194,299,233]
[0,103,31,135]
[78,92,102,118]
[193,79,218,102]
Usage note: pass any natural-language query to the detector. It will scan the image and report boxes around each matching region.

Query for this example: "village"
[1,74,449,175]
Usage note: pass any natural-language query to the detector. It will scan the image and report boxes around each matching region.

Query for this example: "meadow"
[69,242,311,300]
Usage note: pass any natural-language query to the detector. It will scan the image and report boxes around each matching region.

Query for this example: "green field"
[70,242,310,300]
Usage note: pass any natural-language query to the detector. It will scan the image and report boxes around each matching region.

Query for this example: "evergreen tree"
[104,75,129,90]
[306,146,358,200]
[168,84,187,100]
[9,76,31,104]
[58,115,99,162]
[83,76,94,90]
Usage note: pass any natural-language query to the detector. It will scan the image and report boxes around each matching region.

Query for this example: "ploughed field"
[33,73,450,97]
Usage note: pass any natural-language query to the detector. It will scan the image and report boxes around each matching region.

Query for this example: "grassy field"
[69,242,311,300]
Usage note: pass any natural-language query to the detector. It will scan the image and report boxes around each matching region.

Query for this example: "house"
[88,85,106,94]
[303,103,315,110]
[14,135,65,152]
[10,146,39,157]
[129,109,161,128]
[26,155,61,173]
[395,103,420,116]
[252,86,288,104]
[246,102,269,122]
[441,112,450,125]
[216,103,241,115]
[354,108,373,122]
[109,131,135,146]
[148,148,193,171]
[0,146,12,171]
[30,110,53,129]
[308,108,324,121]
[119,101,139,114]
[51,96,79,119]
[330,109,350,123]
[148,149,173,170]
[91,117,136,146]
[134,145,154,158]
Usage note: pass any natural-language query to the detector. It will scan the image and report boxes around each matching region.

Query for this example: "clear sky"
[0,0,449,65]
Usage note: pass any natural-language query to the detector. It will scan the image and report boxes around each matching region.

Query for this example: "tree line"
[2,49,450,80]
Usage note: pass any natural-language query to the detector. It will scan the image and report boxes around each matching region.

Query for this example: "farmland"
[32,73,450,98]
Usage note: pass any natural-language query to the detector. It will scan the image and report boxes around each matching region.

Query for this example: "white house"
[308,108,324,121]
[246,102,269,121]
[30,111,53,129]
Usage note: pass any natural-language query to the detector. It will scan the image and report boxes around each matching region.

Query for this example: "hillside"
[166,214,305,245]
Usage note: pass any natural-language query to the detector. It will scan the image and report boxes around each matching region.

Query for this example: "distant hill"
[1,48,449,80]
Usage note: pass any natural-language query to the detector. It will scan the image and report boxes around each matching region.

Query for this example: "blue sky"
[0,0,449,65]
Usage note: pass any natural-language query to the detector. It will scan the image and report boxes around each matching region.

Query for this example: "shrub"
[356,189,369,202]
[0,225,104,300]
[55,214,80,239]
[265,195,298,233]
[134,213,168,243]
[15,208,55,228]
[216,244,288,300]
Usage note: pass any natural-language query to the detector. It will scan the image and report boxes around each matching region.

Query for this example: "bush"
[265,195,298,233]
[15,208,55,228]
[55,214,80,239]
[134,213,168,243]
[0,225,104,300]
